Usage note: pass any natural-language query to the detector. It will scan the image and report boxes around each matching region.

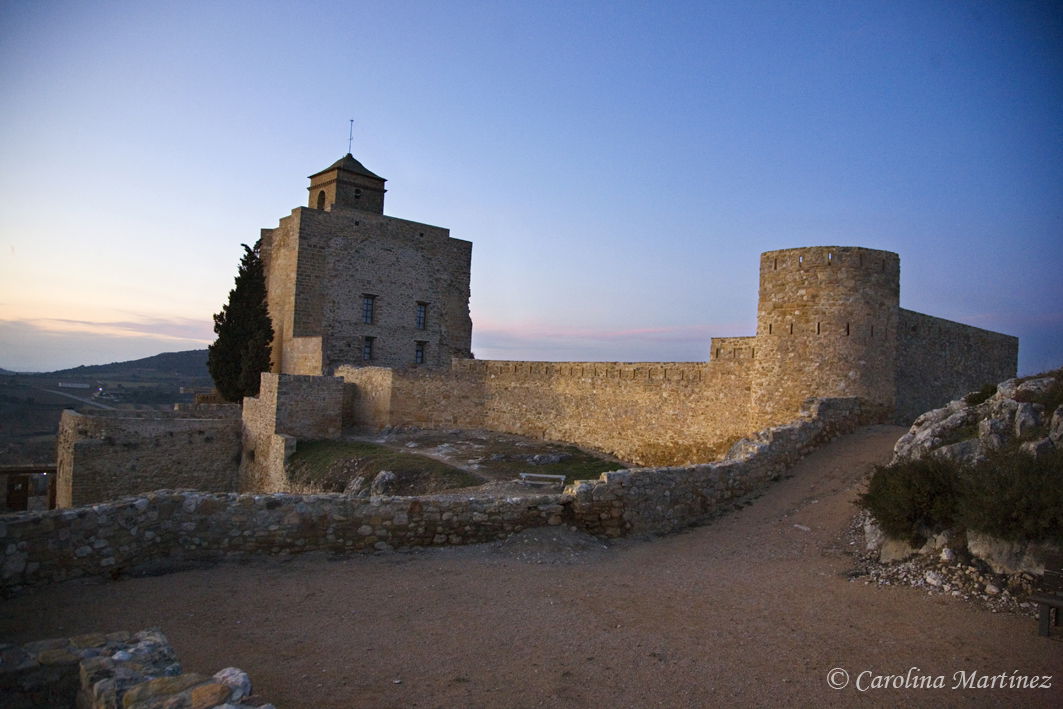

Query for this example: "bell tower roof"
[307,153,387,213]
[310,153,384,181]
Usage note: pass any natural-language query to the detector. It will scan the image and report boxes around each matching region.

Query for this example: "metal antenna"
[347,119,354,154]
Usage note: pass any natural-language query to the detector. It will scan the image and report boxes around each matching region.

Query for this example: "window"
[416,302,428,330]
[362,294,376,324]
[316,191,326,210]
[415,341,426,365]
[362,336,375,361]
[354,188,362,200]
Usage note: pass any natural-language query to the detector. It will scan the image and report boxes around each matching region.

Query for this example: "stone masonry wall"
[894,308,1019,424]
[0,629,265,709]
[240,373,345,492]
[261,204,473,375]
[0,490,565,596]
[2,397,864,596]
[55,411,241,509]
[567,397,868,536]
[749,246,901,429]
[340,357,755,466]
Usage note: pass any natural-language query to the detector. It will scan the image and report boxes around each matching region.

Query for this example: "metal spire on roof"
[347,119,354,155]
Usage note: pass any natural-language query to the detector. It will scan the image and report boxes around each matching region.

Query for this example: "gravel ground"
[2,424,1060,708]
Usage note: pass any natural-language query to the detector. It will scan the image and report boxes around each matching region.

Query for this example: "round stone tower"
[749,246,900,428]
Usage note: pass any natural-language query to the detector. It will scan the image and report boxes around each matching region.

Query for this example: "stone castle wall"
[4,398,864,595]
[261,205,473,375]
[55,411,241,509]
[895,309,1019,422]
[240,373,344,492]
[340,357,756,466]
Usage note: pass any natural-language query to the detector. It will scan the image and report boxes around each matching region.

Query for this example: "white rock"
[864,518,885,552]
[1014,402,1043,438]
[984,583,1001,595]
[924,571,944,587]
[1049,407,1063,444]
[1016,377,1055,397]
[213,667,252,701]
[940,548,955,563]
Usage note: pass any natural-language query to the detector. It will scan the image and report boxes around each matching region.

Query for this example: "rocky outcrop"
[866,369,1061,578]
[891,371,1061,466]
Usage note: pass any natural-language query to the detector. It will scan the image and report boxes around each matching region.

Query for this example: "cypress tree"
[208,241,274,402]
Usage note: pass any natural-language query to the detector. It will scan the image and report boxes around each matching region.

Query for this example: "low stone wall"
[0,629,264,709]
[0,490,565,595]
[3,397,865,595]
[56,411,242,509]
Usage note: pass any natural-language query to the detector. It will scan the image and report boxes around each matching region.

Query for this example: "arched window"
[316,191,326,210]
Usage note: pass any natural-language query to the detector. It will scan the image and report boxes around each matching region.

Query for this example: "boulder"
[934,438,983,465]
[965,531,1058,575]
[1019,438,1055,459]
[370,470,397,496]
[1013,402,1043,439]
[1049,407,1063,445]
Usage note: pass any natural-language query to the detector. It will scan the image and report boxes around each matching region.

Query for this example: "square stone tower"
[259,154,473,375]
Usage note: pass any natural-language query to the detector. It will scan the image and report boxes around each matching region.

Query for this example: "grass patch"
[288,439,482,494]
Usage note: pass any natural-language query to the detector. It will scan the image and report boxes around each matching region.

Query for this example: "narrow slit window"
[362,294,376,324]
[416,302,428,330]
[845,322,850,336]
[789,323,794,335]
[817,322,821,335]
[362,336,375,361]
[415,341,426,365]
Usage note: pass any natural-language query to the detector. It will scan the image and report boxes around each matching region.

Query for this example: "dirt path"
[2,425,1060,708]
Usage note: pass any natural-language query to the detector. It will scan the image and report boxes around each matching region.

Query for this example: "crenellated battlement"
[760,245,899,274]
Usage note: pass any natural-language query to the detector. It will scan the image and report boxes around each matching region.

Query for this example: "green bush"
[956,448,1063,545]
[859,457,961,547]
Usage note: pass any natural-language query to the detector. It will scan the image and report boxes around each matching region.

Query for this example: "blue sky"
[1,0,1060,375]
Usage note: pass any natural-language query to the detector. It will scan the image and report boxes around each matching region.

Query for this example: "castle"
[55,152,1019,506]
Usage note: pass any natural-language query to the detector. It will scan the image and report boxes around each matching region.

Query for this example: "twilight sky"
[1,0,1060,375]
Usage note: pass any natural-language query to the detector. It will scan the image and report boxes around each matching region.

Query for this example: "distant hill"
[48,349,211,380]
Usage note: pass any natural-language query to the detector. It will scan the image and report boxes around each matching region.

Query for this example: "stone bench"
[518,472,567,486]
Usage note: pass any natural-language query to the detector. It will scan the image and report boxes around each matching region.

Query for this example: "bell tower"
[307,153,387,213]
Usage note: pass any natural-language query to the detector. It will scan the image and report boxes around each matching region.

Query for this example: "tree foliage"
[208,241,273,402]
